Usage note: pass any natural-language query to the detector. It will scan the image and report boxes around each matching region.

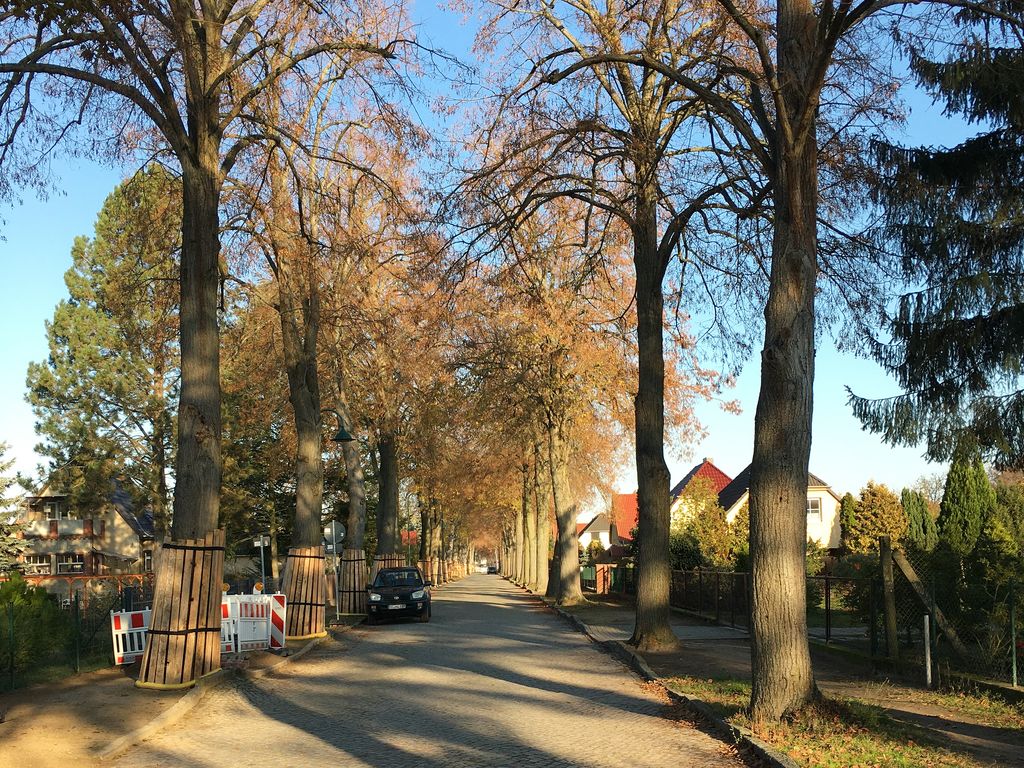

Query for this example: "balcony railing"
[23,519,99,538]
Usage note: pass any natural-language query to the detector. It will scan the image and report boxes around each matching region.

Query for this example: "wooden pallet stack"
[283,545,327,640]
[136,530,225,690]
[339,548,368,614]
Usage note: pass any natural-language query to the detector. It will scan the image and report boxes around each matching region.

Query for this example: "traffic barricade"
[222,593,288,652]
[111,593,286,661]
[110,608,151,665]
[220,601,236,653]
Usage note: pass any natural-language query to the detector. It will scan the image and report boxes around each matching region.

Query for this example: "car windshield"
[373,570,423,588]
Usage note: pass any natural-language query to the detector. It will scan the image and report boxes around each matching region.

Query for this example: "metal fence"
[890,547,1020,687]
[1,575,155,691]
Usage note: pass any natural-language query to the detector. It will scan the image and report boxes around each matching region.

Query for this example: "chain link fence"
[892,546,1020,686]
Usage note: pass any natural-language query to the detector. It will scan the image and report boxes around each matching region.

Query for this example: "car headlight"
[411,589,426,600]
[368,592,382,602]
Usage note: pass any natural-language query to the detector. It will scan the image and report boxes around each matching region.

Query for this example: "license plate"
[388,603,406,610]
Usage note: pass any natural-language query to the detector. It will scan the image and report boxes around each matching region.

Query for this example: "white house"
[717,464,843,550]
[578,512,612,550]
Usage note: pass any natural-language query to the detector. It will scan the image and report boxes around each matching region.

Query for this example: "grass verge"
[667,675,1019,768]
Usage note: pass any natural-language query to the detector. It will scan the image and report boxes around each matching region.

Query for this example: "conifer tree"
[939,442,996,558]
[26,169,179,527]
[846,482,908,554]
[902,487,938,551]
[0,442,26,574]
[839,492,857,553]
[850,13,1024,466]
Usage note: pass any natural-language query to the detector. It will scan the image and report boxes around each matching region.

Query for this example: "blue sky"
[0,7,976,498]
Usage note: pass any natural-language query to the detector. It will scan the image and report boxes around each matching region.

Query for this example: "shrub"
[806,539,827,607]
[0,573,71,678]
[831,552,881,622]
[669,532,703,571]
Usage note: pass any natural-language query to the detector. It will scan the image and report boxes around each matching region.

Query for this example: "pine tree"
[939,442,996,558]
[845,482,908,554]
[850,16,1024,466]
[902,487,937,551]
[26,168,179,527]
[0,442,27,573]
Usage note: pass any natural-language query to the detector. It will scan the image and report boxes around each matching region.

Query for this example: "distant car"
[366,567,431,625]
[486,565,498,574]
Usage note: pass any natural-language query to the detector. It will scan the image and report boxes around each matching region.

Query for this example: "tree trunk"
[512,479,525,584]
[431,503,442,576]
[269,513,280,582]
[333,362,367,612]
[548,414,583,605]
[140,146,223,689]
[630,186,677,651]
[270,160,325,638]
[376,432,400,555]
[419,500,429,561]
[279,282,323,547]
[533,437,551,596]
[749,1,820,721]
[524,460,538,590]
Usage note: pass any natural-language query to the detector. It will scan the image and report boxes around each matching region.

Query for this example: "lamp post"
[321,409,354,619]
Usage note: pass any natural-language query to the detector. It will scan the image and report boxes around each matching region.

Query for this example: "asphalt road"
[115,575,746,767]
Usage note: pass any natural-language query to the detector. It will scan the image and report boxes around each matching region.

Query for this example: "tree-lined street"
[113,576,744,768]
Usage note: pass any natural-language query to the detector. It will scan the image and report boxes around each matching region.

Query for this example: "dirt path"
[0,667,182,768]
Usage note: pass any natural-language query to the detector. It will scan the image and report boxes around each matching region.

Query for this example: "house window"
[44,501,76,520]
[23,554,51,575]
[807,497,822,519]
[142,550,153,573]
[56,553,85,574]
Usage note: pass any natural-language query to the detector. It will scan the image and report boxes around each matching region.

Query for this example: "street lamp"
[320,408,356,443]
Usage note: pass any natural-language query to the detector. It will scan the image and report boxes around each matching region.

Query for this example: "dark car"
[486,564,498,574]
[366,567,431,624]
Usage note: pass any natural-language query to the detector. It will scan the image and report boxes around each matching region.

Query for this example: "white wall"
[727,489,841,550]
[807,491,841,549]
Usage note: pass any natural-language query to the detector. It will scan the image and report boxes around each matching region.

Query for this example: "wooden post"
[880,536,899,665]
[891,549,972,663]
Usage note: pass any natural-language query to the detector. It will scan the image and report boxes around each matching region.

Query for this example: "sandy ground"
[0,666,182,768]
[0,645,304,768]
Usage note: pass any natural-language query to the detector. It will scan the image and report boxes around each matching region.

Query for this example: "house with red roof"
[609,492,638,544]
[668,458,733,526]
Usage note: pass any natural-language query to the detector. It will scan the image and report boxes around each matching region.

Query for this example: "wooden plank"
[892,549,972,662]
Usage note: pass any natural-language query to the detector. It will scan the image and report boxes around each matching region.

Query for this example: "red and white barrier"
[220,602,235,653]
[113,593,287,661]
[227,594,272,652]
[269,593,286,650]
[111,608,151,665]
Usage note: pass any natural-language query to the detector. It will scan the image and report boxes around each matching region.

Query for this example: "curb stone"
[607,638,800,768]
[96,669,229,761]
[97,629,338,761]
[539,595,799,768]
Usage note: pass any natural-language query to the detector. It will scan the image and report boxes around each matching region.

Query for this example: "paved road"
[116,575,746,767]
